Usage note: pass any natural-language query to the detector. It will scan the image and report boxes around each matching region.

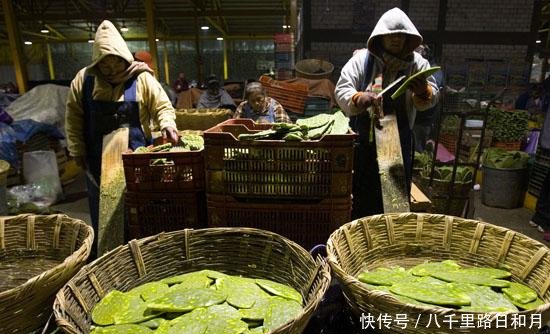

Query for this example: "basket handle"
[309,244,327,259]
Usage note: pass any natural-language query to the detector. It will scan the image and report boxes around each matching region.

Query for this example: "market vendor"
[65,20,178,257]
[197,75,236,111]
[233,82,291,124]
[334,7,440,218]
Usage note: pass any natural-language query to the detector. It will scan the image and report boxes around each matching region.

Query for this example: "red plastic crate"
[259,75,308,114]
[207,194,352,250]
[204,119,356,201]
[125,190,206,240]
[122,150,204,192]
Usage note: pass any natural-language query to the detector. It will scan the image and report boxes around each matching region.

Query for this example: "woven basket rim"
[0,214,94,299]
[327,213,550,315]
[54,227,330,334]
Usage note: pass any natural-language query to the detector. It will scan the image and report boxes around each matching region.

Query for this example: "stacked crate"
[122,148,206,240]
[529,148,550,198]
[204,119,356,249]
[274,33,294,80]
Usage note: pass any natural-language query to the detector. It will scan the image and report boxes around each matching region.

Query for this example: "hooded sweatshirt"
[335,7,439,129]
[65,20,176,158]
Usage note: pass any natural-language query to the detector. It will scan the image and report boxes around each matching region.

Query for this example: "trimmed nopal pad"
[91,291,128,326]
[508,296,545,311]
[113,294,160,324]
[127,282,170,301]
[238,295,272,321]
[147,287,227,312]
[357,267,412,286]
[430,270,511,288]
[390,281,471,306]
[90,324,154,334]
[160,271,213,288]
[255,278,302,304]
[139,318,168,329]
[205,304,249,334]
[247,326,265,334]
[263,296,303,332]
[215,276,270,309]
[502,282,538,304]
[410,260,461,277]
[452,284,518,313]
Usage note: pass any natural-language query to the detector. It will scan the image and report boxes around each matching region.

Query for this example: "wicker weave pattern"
[0,214,93,334]
[327,213,550,334]
[54,227,331,334]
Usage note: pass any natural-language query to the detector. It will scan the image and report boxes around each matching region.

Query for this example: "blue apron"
[241,100,276,123]
[82,75,150,257]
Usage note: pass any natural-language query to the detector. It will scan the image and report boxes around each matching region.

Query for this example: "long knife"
[376,75,406,98]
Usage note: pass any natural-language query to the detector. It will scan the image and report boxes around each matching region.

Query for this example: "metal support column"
[2,0,29,93]
[144,0,159,76]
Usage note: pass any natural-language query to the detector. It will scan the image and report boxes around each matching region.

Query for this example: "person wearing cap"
[65,20,178,257]
[334,8,440,218]
[197,75,236,110]
[133,50,154,70]
[233,82,291,123]
[173,72,190,94]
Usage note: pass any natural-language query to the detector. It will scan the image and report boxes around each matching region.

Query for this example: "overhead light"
[88,34,94,43]
[24,41,32,45]
[536,40,542,44]
[120,21,128,32]
[88,39,94,43]
[40,29,49,34]
[282,25,288,29]
[201,26,209,30]
[155,38,159,42]
[216,37,224,41]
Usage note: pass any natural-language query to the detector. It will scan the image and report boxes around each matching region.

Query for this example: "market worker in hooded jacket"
[335,7,439,218]
[65,20,178,255]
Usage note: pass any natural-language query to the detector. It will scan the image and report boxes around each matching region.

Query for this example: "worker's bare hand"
[408,76,429,97]
[162,126,179,144]
[356,91,382,109]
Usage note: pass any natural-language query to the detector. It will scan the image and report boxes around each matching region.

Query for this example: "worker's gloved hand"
[355,91,382,109]
[408,76,430,98]
[73,156,87,170]
[162,126,179,144]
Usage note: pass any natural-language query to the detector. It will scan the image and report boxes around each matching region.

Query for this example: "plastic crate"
[259,75,308,114]
[207,194,352,249]
[274,33,293,44]
[125,190,206,240]
[204,119,356,200]
[122,150,204,192]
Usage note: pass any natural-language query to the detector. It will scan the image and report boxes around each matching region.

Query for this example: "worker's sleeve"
[233,102,245,119]
[335,50,368,116]
[272,99,292,123]
[65,69,86,158]
[139,72,177,131]
[412,56,440,111]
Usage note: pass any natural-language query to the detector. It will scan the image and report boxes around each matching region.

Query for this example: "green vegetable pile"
[134,134,205,153]
[420,165,473,183]
[487,107,528,142]
[238,111,350,141]
[482,147,529,169]
[90,270,303,334]
[358,260,545,312]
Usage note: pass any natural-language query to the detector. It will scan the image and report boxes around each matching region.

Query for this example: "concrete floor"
[52,172,549,246]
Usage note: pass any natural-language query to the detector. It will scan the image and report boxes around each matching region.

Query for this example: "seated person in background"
[234,82,291,124]
[197,75,236,111]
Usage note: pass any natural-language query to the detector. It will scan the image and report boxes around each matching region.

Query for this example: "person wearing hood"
[197,75,236,111]
[65,20,178,256]
[335,7,439,218]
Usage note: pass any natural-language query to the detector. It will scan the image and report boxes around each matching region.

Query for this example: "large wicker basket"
[54,227,331,334]
[327,213,550,334]
[0,214,94,333]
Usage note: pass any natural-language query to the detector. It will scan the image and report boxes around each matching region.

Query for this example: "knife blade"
[376,75,406,98]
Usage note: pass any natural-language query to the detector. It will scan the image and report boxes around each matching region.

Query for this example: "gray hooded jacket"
[335,7,439,129]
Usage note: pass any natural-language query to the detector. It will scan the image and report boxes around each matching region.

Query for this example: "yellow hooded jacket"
[65,20,177,158]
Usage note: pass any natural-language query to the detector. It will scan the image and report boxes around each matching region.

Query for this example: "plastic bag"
[7,183,56,214]
[22,150,62,202]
